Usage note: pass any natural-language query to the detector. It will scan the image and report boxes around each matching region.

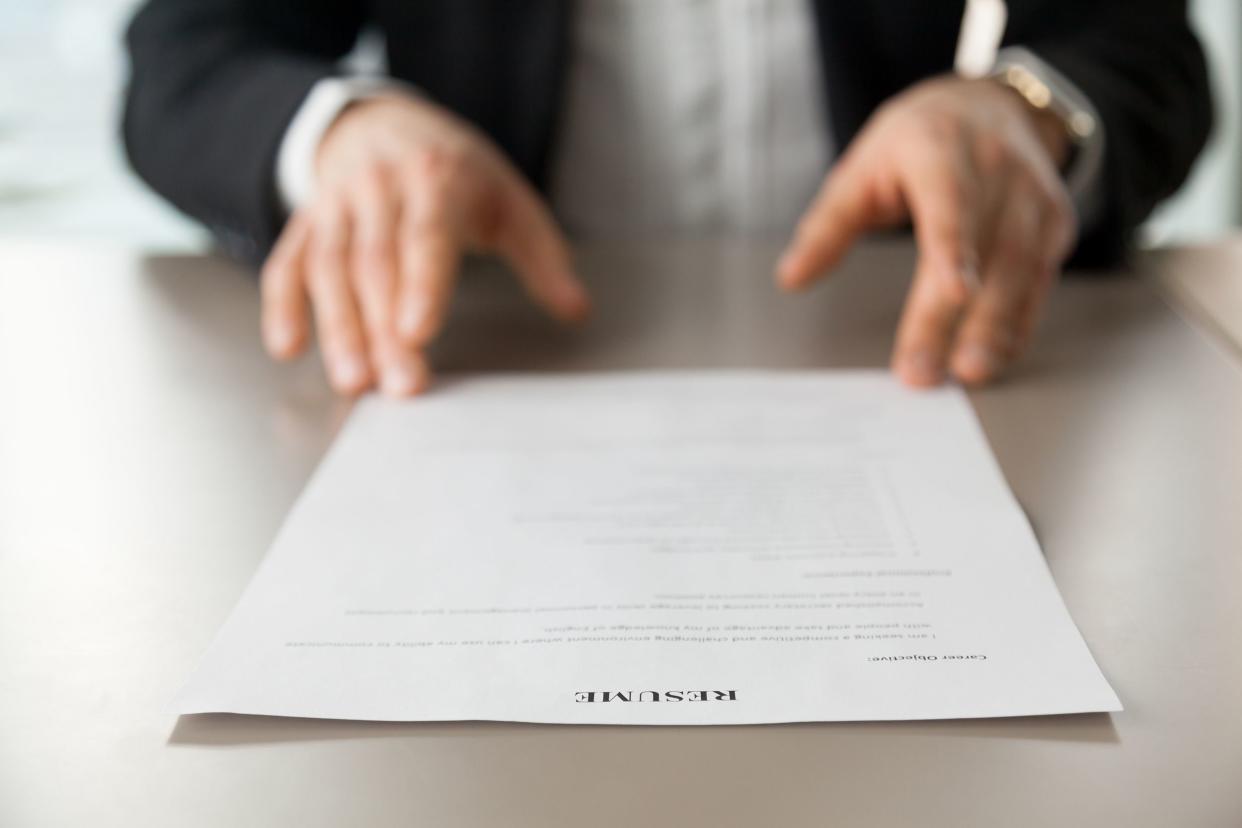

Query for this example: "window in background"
[0,0,206,250]
[1145,0,1242,245]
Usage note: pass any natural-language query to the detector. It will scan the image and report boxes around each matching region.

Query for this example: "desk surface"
[1149,236,1242,361]
[1,240,1240,828]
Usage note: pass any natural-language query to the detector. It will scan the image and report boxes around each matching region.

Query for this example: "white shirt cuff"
[275,76,415,213]
[995,46,1108,228]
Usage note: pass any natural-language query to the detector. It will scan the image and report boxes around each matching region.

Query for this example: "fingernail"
[332,353,369,391]
[382,361,424,397]
[959,343,1001,380]
[903,351,944,386]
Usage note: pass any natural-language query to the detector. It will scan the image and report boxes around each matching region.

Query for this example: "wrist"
[278,77,416,212]
[317,98,374,174]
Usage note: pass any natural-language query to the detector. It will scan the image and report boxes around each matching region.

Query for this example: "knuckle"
[973,132,1010,175]
[1045,186,1075,231]
[320,303,358,337]
[350,261,387,296]
[311,187,345,215]
[407,186,452,222]
[1040,209,1076,265]
[308,202,345,239]
[409,144,474,184]
[359,160,389,191]
[1011,166,1049,201]
[349,163,390,206]
[992,233,1031,267]
[304,268,331,298]
[306,257,344,295]
[1030,167,1063,200]
[920,111,963,146]
[935,178,967,217]
[353,236,392,269]
[310,232,348,265]
[403,207,452,239]
[1052,178,1073,213]
[355,258,391,293]
[1055,213,1079,257]
[403,175,460,225]
[924,160,968,204]
[925,222,965,267]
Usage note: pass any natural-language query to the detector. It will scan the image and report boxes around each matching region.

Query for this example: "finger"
[777,152,896,291]
[891,256,965,388]
[305,200,372,395]
[950,194,1044,385]
[889,133,984,386]
[395,159,466,348]
[372,341,431,398]
[348,169,429,396]
[349,167,398,334]
[396,217,462,349]
[1011,193,1074,347]
[898,132,981,305]
[492,178,591,323]
[260,211,312,360]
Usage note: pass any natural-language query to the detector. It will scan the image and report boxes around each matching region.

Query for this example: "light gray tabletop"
[1,239,1239,827]
[1148,235,1242,362]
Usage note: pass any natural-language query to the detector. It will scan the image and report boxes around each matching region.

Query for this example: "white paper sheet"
[174,372,1120,723]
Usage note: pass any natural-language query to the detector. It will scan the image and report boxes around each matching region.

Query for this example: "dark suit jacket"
[122,0,1212,267]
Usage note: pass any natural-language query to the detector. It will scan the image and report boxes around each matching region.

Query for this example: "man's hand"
[778,76,1077,387]
[261,95,591,396]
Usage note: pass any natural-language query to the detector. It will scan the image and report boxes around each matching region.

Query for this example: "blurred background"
[0,0,1238,252]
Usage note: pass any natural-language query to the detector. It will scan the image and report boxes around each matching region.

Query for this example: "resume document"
[174,373,1120,723]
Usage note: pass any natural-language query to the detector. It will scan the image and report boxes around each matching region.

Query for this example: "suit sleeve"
[1029,0,1213,266]
[122,0,365,264]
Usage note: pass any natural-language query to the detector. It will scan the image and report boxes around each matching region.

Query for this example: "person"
[122,1,1211,397]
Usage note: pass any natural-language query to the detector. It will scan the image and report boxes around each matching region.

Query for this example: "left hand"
[777,75,1077,387]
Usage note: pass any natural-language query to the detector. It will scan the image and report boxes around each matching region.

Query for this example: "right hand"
[260,94,592,396]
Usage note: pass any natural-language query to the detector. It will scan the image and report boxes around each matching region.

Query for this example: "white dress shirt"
[550,0,830,237]
[276,0,1104,237]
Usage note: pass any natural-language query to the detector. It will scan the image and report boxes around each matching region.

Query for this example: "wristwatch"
[988,48,1105,217]
[991,61,1097,150]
